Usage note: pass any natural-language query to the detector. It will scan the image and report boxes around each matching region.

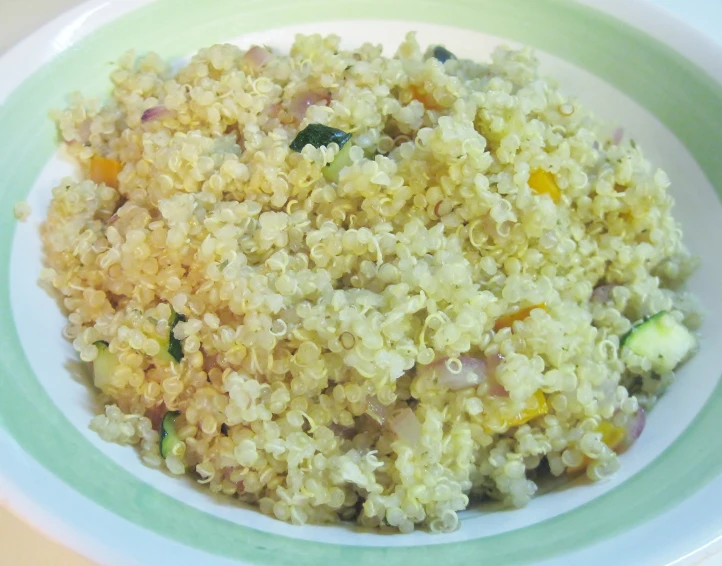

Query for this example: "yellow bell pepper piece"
[481,390,549,433]
[508,390,549,427]
[596,421,626,450]
[494,303,547,332]
[567,420,627,474]
[528,169,561,203]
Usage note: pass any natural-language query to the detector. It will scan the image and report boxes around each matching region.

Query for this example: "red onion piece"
[619,408,646,452]
[389,407,422,446]
[435,356,483,390]
[591,284,617,304]
[612,126,624,145]
[266,102,282,119]
[203,353,219,373]
[328,422,356,439]
[145,403,167,431]
[429,355,507,396]
[366,395,389,425]
[243,45,272,69]
[288,90,331,121]
[142,105,173,123]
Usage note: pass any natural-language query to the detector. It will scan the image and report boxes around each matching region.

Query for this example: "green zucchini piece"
[323,141,353,183]
[154,308,187,364]
[621,311,696,374]
[289,123,351,152]
[92,340,119,391]
[160,410,182,458]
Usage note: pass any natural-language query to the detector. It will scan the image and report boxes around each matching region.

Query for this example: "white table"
[0,0,719,564]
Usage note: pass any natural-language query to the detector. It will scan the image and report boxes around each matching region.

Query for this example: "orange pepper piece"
[90,155,122,189]
[494,303,547,332]
[567,421,626,474]
[528,169,561,203]
[409,85,443,111]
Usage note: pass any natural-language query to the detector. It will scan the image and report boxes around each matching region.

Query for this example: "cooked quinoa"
[41,33,701,533]
[14,200,31,221]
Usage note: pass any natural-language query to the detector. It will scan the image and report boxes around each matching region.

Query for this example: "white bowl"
[2,1,722,564]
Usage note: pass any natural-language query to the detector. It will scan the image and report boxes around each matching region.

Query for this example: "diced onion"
[243,45,273,69]
[289,90,331,121]
[328,422,356,439]
[145,402,167,430]
[142,105,173,123]
[591,284,617,304]
[366,395,389,425]
[619,408,646,452]
[436,356,485,390]
[389,407,422,446]
[426,355,507,395]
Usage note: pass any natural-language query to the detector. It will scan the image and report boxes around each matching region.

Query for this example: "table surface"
[1,0,721,564]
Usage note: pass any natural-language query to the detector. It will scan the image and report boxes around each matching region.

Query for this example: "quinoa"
[14,201,31,221]
[40,33,700,533]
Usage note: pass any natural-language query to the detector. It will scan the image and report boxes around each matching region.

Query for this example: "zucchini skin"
[620,312,667,348]
[621,311,696,374]
[167,311,187,363]
[154,308,187,364]
[160,410,182,458]
[289,123,351,152]
[432,46,456,62]
[92,340,118,392]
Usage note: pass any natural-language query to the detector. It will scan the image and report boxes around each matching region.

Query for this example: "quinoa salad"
[39,33,701,533]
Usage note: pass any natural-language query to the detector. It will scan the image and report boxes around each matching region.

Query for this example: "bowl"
[2,1,722,564]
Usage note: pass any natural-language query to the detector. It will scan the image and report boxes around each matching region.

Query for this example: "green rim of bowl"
[1,0,722,564]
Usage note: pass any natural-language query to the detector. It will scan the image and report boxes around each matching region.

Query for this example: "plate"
[1,1,722,565]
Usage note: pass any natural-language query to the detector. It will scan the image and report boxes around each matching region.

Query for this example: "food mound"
[40,33,700,533]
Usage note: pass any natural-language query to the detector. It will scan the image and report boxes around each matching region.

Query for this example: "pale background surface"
[0,0,720,564]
